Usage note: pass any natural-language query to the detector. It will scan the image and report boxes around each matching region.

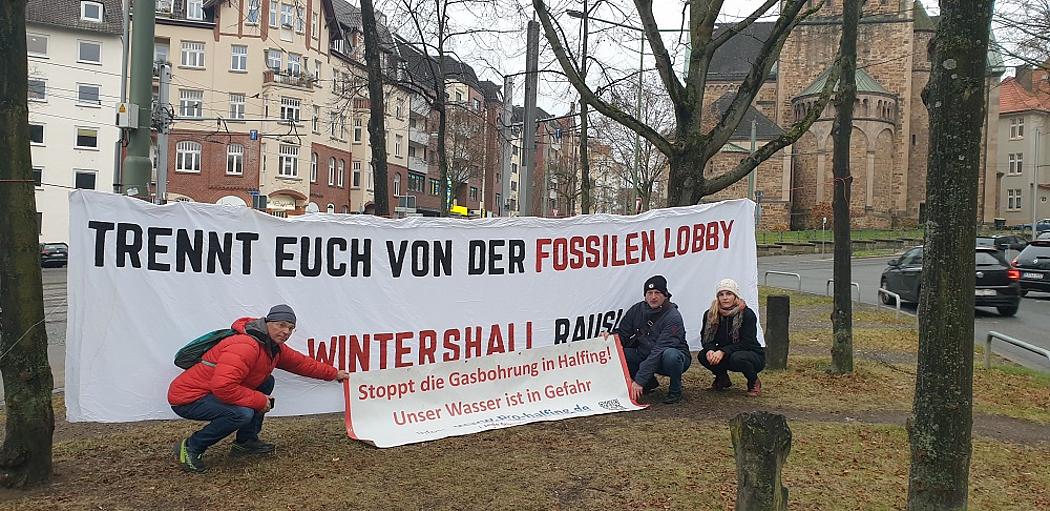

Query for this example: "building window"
[496,192,502,208]
[29,123,44,145]
[340,115,347,140]
[328,157,336,185]
[32,167,43,187]
[327,203,335,213]
[74,127,99,149]
[77,83,101,106]
[226,144,244,175]
[176,141,202,172]
[510,180,517,191]
[470,186,479,200]
[1011,118,1025,139]
[313,59,322,81]
[74,170,97,190]
[186,0,203,20]
[310,152,318,182]
[28,78,46,101]
[267,49,282,71]
[456,91,463,102]
[231,45,247,71]
[352,161,361,187]
[181,41,205,68]
[512,145,519,156]
[27,33,47,57]
[246,0,260,24]
[330,111,339,138]
[269,0,279,27]
[81,1,103,21]
[429,178,440,196]
[473,98,481,111]
[353,118,362,143]
[229,93,245,120]
[408,172,425,192]
[287,53,302,75]
[395,100,404,119]
[312,105,320,132]
[278,144,299,177]
[280,97,300,122]
[280,2,293,27]
[180,89,204,118]
[311,13,320,40]
[1009,153,1024,175]
[338,159,345,187]
[395,134,403,157]
[78,40,102,64]
[295,5,306,32]
[1008,189,1023,211]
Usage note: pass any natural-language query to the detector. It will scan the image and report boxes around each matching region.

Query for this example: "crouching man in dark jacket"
[603,275,691,404]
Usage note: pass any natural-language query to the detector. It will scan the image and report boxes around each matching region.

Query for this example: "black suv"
[881,246,1021,316]
[1013,240,1050,296]
[976,234,1027,252]
[40,242,68,268]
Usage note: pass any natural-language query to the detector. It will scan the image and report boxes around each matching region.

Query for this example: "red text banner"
[345,338,644,447]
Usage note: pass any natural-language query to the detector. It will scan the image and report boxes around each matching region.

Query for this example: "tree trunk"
[577,1,591,214]
[359,0,389,216]
[0,0,56,488]
[907,0,993,508]
[666,150,702,207]
[830,0,862,374]
[730,411,792,511]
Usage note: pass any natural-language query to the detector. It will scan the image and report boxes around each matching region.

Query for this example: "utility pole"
[155,61,171,204]
[1032,127,1041,240]
[122,0,156,199]
[501,77,514,216]
[521,20,540,216]
[113,0,131,193]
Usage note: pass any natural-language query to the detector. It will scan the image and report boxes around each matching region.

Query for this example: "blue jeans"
[171,375,274,453]
[624,348,692,395]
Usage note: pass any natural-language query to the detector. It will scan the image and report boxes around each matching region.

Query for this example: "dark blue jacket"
[613,301,688,385]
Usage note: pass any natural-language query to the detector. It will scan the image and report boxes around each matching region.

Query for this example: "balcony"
[409,128,429,146]
[263,69,314,90]
[408,157,427,173]
[411,97,430,117]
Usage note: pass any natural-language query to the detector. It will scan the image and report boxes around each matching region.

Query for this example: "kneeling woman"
[698,279,765,396]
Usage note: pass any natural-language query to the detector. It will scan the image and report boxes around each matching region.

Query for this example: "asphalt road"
[759,251,1050,371]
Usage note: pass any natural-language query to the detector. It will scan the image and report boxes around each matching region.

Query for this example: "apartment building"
[997,65,1050,227]
[508,105,577,217]
[26,0,124,242]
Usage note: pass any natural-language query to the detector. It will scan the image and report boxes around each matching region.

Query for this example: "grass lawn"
[1,288,1047,510]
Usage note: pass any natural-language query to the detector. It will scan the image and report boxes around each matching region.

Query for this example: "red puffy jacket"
[168,317,337,410]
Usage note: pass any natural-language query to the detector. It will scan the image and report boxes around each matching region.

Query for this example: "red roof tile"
[1000,76,1050,114]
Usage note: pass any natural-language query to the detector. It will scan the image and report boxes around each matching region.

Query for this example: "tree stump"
[730,411,792,511]
[765,295,790,370]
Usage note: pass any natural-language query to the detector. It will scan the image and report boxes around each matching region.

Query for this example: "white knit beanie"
[715,278,741,298]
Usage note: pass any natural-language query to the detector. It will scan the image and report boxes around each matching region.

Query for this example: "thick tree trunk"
[830,0,862,374]
[730,411,792,511]
[906,0,993,508]
[666,151,703,207]
[359,0,389,216]
[0,0,55,488]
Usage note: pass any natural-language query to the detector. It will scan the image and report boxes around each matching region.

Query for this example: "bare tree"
[445,104,486,199]
[534,0,844,207]
[907,0,995,507]
[829,0,862,374]
[994,0,1050,67]
[0,0,55,487]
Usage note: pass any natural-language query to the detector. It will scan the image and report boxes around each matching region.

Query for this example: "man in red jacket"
[168,304,350,472]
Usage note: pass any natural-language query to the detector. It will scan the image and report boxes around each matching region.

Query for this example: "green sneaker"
[176,438,207,473]
[231,439,275,456]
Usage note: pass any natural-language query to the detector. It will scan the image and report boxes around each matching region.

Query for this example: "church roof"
[711,92,784,141]
[707,22,777,82]
[797,67,892,97]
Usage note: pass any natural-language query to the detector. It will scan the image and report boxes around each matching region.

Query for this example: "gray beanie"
[265,304,296,325]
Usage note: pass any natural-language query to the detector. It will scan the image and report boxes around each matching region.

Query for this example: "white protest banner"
[344,337,644,447]
[66,191,759,422]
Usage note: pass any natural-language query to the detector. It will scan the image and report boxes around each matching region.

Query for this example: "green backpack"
[173,328,237,369]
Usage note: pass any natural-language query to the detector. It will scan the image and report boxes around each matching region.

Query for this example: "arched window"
[310,152,318,182]
[393,172,402,196]
[176,141,202,173]
[338,159,345,187]
[326,203,335,213]
[328,157,336,185]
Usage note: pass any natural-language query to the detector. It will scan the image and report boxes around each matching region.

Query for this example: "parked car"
[976,234,1028,251]
[880,246,1021,316]
[1018,219,1050,234]
[1012,240,1050,296]
[1036,231,1050,241]
[40,242,68,268]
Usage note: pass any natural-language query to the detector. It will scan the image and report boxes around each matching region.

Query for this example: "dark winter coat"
[613,301,688,385]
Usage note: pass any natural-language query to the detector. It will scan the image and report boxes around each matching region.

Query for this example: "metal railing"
[825,279,861,303]
[763,271,802,291]
[876,288,902,320]
[984,331,1050,369]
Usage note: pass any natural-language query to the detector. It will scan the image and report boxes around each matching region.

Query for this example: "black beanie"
[643,275,671,298]
[265,304,297,325]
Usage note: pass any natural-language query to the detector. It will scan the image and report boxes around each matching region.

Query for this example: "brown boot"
[746,377,762,397]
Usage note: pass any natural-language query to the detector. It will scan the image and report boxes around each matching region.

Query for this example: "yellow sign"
[118,103,127,113]
[450,205,468,216]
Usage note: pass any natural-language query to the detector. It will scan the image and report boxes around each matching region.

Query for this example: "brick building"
[703,0,1004,229]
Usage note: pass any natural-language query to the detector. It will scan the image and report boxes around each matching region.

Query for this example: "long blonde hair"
[703,294,746,342]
